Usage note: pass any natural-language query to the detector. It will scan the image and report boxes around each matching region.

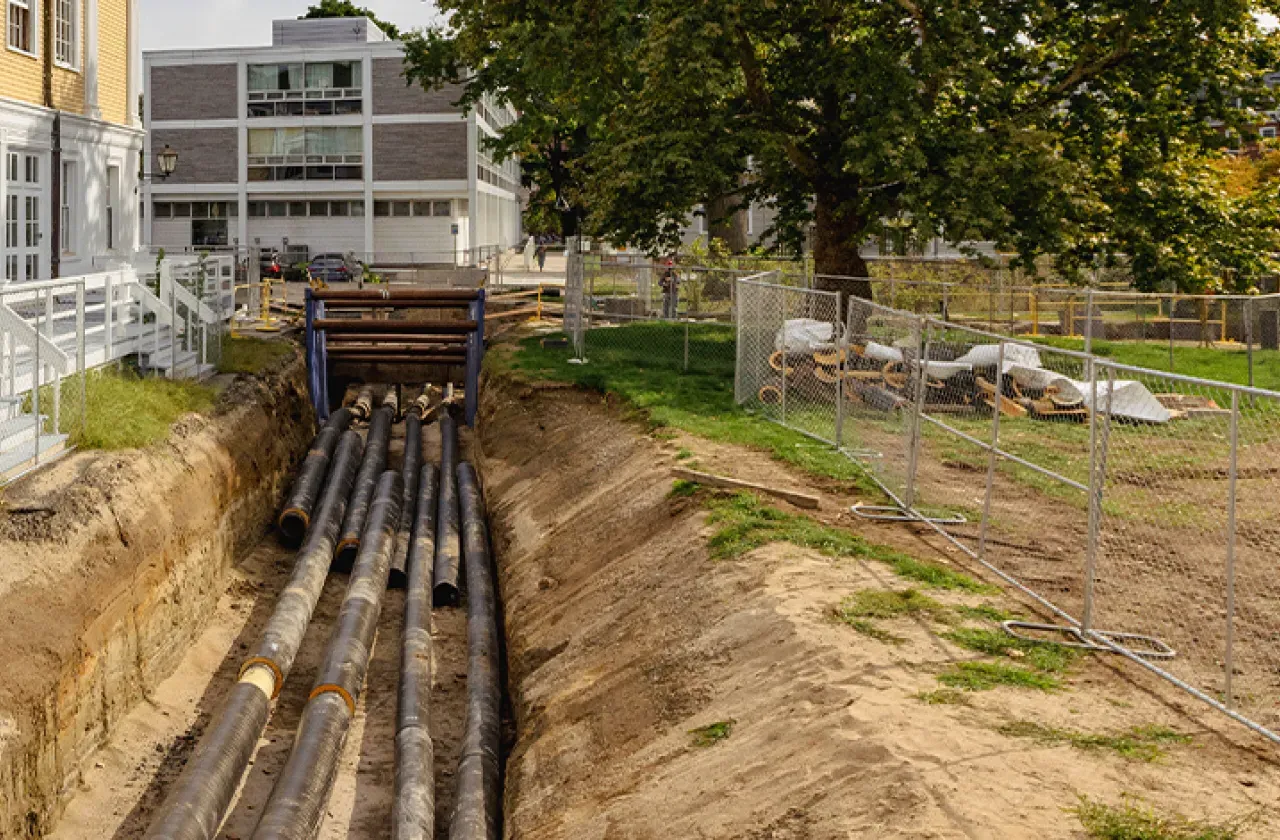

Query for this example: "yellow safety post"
[537,284,543,320]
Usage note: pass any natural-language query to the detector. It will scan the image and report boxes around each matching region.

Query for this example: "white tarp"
[862,341,905,364]
[955,343,1043,372]
[777,319,837,354]
[1007,366,1171,424]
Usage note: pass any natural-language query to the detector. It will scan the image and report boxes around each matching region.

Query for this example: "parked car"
[259,250,283,279]
[308,253,353,284]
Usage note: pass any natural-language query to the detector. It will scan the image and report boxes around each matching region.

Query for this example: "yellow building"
[1,0,142,281]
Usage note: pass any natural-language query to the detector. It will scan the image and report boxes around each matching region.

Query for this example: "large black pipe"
[335,404,394,569]
[433,411,462,606]
[250,470,404,840]
[390,407,425,589]
[393,463,439,840]
[143,430,364,840]
[278,407,353,546]
[449,463,503,840]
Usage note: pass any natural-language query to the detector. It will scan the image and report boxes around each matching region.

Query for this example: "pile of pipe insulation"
[144,384,504,840]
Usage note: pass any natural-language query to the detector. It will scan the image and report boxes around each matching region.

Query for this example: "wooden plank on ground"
[671,467,821,509]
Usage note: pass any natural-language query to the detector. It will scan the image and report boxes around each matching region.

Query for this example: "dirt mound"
[479,383,1280,839]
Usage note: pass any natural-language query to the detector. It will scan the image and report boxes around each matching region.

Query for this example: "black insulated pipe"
[449,463,503,840]
[433,411,462,606]
[278,407,353,546]
[335,404,394,569]
[393,463,439,840]
[143,430,364,840]
[251,470,404,840]
[390,406,425,589]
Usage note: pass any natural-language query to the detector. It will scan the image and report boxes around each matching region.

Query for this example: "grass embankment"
[218,336,295,375]
[1032,336,1280,391]
[36,370,215,450]
[493,322,877,493]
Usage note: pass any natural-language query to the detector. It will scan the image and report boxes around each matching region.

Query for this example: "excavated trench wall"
[0,358,312,837]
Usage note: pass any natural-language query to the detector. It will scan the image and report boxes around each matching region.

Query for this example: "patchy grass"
[956,604,1017,623]
[999,721,1191,762]
[36,369,216,451]
[705,492,992,592]
[689,720,736,748]
[943,627,1083,674]
[218,336,295,375]
[1073,796,1243,840]
[938,661,1062,692]
[492,326,881,495]
[675,448,694,461]
[834,589,949,643]
[670,479,701,499]
[915,688,973,706]
[1033,336,1280,392]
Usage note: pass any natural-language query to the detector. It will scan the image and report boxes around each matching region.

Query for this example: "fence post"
[33,304,40,467]
[1084,288,1095,356]
[834,294,845,451]
[903,319,930,511]
[1245,298,1255,391]
[45,289,59,436]
[683,321,690,372]
[979,342,1005,561]
[1167,294,1176,372]
[1083,363,1116,633]
[1031,289,1040,337]
[779,289,788,428]
[1224,390,1240,708]
[941,285,950,322]
[104,271,114,360]
[76,281,86,437]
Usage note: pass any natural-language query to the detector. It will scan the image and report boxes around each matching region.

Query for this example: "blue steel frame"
[304,288,485,427]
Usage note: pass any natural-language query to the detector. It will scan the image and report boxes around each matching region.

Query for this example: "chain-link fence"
[735,278,1280,745]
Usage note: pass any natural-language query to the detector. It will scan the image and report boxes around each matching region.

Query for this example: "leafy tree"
[302,0,400,40]
[404,1,1280,296]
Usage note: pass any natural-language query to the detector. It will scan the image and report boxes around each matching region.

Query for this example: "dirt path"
[480,383,1280,839]
[50,416,473,840]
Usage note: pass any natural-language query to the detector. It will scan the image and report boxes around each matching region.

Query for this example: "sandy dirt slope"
[480,382,1280,839]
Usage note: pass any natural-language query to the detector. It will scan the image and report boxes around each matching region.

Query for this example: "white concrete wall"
[249,217,365,256]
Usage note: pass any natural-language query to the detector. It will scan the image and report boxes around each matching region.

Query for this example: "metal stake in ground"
[450,463,503,840]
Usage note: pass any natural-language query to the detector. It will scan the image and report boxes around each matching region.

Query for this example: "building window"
[392,201,411,218]
[60,161,73,253]
[374,201,390,218]
[1263,126,1277,140]
[432,200,451,217]
[247,61,363,118]
[106,165,118,250]
[25,196,38,247]
[24,154,38,184]
[247,127,363,180]
[4,194,16,252]
[54,0,76,68]
[5,152,16,182]
[192,219,228,247]
[153,202,172,219]
[7,0,35,55]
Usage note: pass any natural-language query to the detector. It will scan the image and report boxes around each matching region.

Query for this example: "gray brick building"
[143,17,522,263]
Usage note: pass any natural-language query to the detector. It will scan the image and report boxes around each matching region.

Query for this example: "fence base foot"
[1003,621,1177,661]
[567,358,589,365]
[850,503,968,525]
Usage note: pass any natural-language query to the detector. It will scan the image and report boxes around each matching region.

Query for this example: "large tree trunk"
[813,190,872,309]
[707,194,750,252]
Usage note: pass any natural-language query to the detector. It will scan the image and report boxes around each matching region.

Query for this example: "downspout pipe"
[449,463,503,840]
[335,404,394,568]
[278,407,354,546]
[143,430,364,840]
[250,470,405,840]
[432,411,462,606]
[390,399,426,588]
[393,463,439,840]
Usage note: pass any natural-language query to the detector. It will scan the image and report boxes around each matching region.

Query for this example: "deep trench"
[45,403,510,840]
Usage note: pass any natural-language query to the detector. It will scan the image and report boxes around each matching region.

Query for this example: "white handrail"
[0,303,72,374]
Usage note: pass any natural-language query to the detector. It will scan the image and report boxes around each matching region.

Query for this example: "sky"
[140,0,444,51]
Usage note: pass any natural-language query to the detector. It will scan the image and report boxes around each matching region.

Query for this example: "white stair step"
[0,415,52,451]
[0,433,70,483]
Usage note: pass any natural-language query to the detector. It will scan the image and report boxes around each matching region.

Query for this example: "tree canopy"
[302,0,401,40]
[405,1,1280,294]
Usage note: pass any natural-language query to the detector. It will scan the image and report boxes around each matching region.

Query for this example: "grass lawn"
[36,370,216,450]
[1030,336,1280,391]
[218,336,297,376]
[490,322,879,493]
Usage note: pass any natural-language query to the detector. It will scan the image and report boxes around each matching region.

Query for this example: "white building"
[1,0,144,282]
[143,17,522,264]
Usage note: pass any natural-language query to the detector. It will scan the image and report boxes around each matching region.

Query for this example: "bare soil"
[480,381,1280,839]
